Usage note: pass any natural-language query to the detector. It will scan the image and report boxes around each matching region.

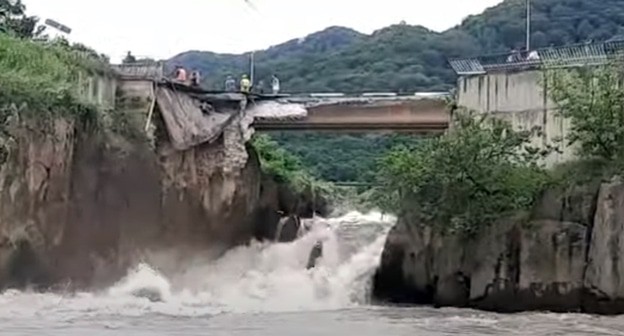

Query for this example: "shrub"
[251,134,335,202]
[373,112,549,237]
[549,65,624,162]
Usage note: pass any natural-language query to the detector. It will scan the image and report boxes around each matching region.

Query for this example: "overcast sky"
[25,0,503,62]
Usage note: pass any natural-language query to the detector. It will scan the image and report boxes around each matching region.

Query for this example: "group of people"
[224,74,280,94]
[171,65,281,95]
[506,48,540,63]
[172,65,202,87]
[172,65,280,94]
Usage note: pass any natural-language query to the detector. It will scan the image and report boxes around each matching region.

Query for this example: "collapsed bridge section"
[114,61,451,146]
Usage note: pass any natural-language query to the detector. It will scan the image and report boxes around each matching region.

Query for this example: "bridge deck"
[253,98,450,132]
[117,76,451,134]
[160,80,452,132]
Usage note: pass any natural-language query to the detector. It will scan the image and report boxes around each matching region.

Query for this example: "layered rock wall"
[0,82,318,290]
[374,179,624,314]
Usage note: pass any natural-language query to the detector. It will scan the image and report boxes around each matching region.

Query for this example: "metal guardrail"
[294,92,450,98]
[112,61,165,79]
[449,40,624,75]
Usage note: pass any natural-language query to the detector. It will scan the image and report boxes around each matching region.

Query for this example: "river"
[1,211,623,335]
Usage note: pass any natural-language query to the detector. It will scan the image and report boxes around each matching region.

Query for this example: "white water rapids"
[1,211,624,335]
[0,212,392,318]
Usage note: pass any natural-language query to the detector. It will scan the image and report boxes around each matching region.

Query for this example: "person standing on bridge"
[240,74,251,94]
[256,80,265,94]
[271,74,280,94]
[190,70,201,87]
[225,75,236,92]
[122,51,136,64]
[173,65,188,83]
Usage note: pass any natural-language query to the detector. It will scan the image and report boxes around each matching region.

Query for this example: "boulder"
[374,216,589,312]
[532,183,599,226]
[515,220,587,312]
[373,217,434,303]
[584,179,624,314]
[276,216,301,242]
[463,218,520,312]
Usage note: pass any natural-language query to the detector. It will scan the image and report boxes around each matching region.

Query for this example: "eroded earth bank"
[0,86,322,291]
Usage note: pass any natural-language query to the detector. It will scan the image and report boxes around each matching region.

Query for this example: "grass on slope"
[0,35,106,118]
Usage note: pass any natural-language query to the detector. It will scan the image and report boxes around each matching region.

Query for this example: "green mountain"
[170,0,624,94]
[169,0,624,184]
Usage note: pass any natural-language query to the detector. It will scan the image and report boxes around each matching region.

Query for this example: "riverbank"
[373,177,624,314]
[371,64,624,314]
[0,35,328,291]
[0,211,623,336]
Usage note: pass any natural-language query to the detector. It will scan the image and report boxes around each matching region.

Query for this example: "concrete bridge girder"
[253,98,450,133]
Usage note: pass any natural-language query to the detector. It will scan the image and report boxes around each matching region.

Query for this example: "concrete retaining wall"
[457,70,575,167]
[77,72,117,110]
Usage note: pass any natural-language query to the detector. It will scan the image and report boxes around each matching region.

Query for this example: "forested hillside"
[170,0,624,183]
[269,133,426,183]
[171,0,624,93]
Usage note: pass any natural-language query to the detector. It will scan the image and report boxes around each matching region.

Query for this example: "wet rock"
[583,179,624,314]
[131,287,164,302]
[276,216,301,242]
[532,183,599,226]
[306,241,323,270]
[6,239,49,290]
[515,220,587,312]
[252,172,324,243]
[374,213,590,312]
[373,217,434,303]
[0,114,310,290]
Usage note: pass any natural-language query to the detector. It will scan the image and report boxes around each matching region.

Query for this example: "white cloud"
[25,0,503,62]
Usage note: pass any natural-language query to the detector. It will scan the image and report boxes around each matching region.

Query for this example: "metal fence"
[449,40,624,75]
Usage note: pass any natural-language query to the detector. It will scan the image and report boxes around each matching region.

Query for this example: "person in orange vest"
[173,65,187,83]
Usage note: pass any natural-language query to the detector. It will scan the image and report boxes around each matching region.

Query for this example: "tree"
[0,0,43,38]
[170,0,624,185]
[374,112,549,236]
[549,65,624,162]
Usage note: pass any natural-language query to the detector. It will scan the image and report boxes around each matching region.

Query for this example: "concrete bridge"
[251,94,450,133]
[112,63,451,136]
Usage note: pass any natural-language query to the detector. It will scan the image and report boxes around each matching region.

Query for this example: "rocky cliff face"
[0,107,310,290]
[373,179,624,314]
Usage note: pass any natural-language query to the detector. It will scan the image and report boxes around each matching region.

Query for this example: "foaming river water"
[1,211,624,335]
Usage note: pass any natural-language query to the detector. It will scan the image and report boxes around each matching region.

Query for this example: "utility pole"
[526,0,531,51]
[250,51,255,85]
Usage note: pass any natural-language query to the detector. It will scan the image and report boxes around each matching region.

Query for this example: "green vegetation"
[548,64,624,184]
[550,65,624,161]
[373,112,549,236]
[171,0,624,184]
[269,133,424,183]
[0,1,110,115]
[0,34,115,133]
[0,0,43,38]
[0,1,133,161]
[1,36,87,109]
[369,64,624,237]
[172,0,624,93]
[251,134,335,199]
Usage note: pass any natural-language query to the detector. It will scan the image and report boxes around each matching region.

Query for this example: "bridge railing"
[112,61,165,80]
[449,40,624,76]
[288,92,450,99]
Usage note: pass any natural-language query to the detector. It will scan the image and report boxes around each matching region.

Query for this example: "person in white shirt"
[271,74,280,94]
